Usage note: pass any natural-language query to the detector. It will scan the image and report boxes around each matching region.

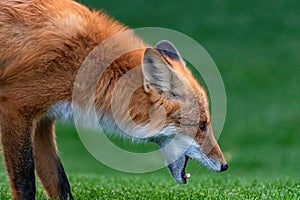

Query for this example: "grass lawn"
[1,172,299,199]
[0,0,300,199]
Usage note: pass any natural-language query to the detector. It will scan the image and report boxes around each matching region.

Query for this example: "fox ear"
[142,48,184,97]
[155,40,183,62]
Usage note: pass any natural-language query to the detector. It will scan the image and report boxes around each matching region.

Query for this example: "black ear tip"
[155,40,175,48]
[155,40,181,61]
[155,40,176,52]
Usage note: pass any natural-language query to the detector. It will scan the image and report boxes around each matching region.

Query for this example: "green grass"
[1,172,299,199]
[1,0,300,199]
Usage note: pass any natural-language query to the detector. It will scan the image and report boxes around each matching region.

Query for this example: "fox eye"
[199,122,207,132]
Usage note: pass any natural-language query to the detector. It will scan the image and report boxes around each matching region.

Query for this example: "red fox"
[0,0,228,199]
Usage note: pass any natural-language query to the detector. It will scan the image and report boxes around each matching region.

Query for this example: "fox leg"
[33,117,73,200]
[0,113,36,200]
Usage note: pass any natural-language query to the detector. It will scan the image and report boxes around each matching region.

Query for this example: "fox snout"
[206,142,228,172]
[194,127,228,173]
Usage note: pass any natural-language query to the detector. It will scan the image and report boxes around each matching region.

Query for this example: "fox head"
[137,40,228,184]
[90,38,227,184]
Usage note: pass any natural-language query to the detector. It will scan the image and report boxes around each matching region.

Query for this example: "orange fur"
[0,0,227,199]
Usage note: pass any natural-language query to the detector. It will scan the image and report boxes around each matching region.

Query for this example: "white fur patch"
[47,102,116,134]
[47,102,73,122]
[47,102,178,142]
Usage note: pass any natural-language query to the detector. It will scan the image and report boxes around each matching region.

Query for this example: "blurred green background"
[1,0,299,194]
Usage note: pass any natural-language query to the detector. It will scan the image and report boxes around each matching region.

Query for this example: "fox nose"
[220,163,228,172]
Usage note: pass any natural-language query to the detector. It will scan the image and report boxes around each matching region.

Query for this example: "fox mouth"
[167,155,191,184]
[157,136,227,184]
[167,153,227,184]
[181,156,191,183]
